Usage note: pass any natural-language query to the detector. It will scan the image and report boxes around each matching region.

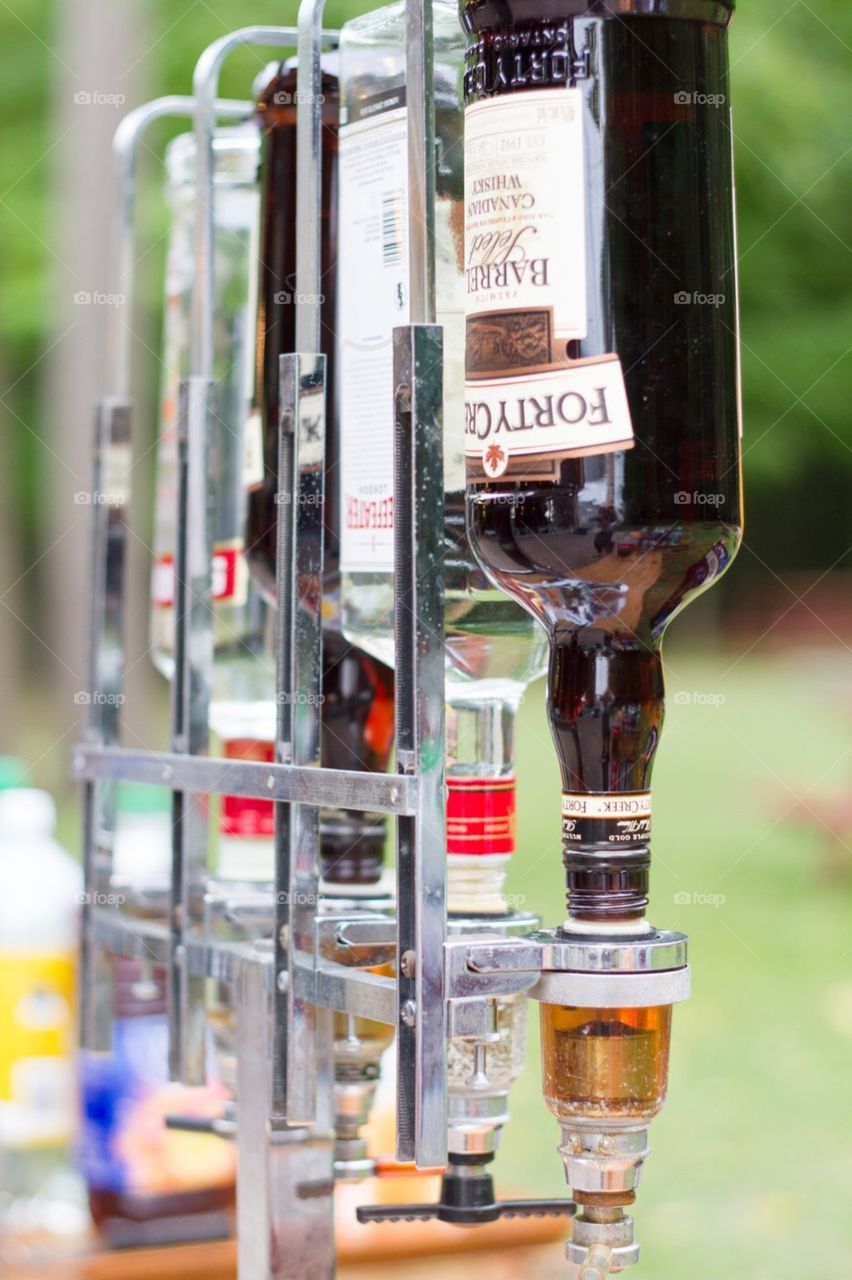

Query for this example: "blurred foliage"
[728,1,852,569]
[0,0,851,572]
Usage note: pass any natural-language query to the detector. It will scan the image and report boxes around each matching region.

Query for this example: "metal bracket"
[393,322,447,1169]
[274,350,326,1125]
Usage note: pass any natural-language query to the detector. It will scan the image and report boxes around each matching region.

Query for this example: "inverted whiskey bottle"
[462,1,743,924]
[244,61,395,888]
[337,0,547,913]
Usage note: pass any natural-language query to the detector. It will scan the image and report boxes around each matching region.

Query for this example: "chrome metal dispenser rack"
[74,5,690,1278]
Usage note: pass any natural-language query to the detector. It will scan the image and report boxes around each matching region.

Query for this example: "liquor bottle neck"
[548,631,663,794]
[446,693,519,915]
[549,632,662,924]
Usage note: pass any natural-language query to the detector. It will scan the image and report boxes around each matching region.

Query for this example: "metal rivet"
[400,999,417,1028]
[400,950,417,979]
[277,970,288,993]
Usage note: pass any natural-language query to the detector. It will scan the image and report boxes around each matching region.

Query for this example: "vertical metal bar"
[274,352,326,1123]
[80,395,132,1051]
[180,22,324,1087]
[295,0,327,354]
[405,0,436,324]
[393,324,447,1168]
[237,959,335,1280]
[168,376,213,1084]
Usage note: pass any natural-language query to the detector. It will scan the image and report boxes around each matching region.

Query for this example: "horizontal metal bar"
[90,909,274,986]
[71,744,416,815]
[314,962,397,1025]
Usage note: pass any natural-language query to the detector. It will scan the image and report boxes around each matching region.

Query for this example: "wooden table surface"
[4,1237,570,1280]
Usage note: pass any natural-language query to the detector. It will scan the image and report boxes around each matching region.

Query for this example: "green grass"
[499,642,852,1278]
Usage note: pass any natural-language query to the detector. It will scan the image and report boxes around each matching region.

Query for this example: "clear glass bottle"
[337,0,547,913]
[149,124,274,748]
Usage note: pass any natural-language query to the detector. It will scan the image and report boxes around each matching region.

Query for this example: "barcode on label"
[381,190,404,267]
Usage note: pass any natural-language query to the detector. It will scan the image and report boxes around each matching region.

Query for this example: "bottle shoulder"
[340,0,463,53]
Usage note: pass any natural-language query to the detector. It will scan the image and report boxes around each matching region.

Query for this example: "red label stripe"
[220,740,275,837]
[446,776,515,857]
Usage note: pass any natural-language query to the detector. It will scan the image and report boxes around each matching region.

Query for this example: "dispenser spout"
[579,1245,613,1278]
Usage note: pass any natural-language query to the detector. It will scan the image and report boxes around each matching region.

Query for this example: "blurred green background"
[1,1,851,1277]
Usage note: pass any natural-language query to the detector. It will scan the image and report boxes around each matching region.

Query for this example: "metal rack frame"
[73,4,690,1277]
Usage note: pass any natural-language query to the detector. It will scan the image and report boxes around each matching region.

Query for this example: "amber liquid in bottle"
[540,1003,671,1123]
[462,2,742,920]
[245,64,395,887]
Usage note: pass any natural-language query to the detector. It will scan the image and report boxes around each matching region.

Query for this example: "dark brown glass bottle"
[245,62,395,886]
[245,60,340,597]
[319,628,394,885]
[461,1,742,922]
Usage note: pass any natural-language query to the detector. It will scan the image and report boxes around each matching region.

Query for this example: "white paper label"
[242,408,264,490]
[464,87,587,351]
[464,87,634,471]
[338,97,410,573]
[465,357,634,478]
[562,792,653,820]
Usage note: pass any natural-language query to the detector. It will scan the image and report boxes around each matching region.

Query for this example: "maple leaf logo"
[483,442,507,477]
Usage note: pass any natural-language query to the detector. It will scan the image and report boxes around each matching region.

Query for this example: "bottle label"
[151,541,247,609]
[0,951,76,1146]
[447,776,515,857]
[464,86,633,477]
[561,791,652,849]
[338,89,410,574]
[465,88,587,349]
[220,739,275,838]
[465,357,633,479]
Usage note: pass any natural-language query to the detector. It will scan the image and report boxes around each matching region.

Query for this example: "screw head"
[400,999,417,1028]
[400,950,417,979]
